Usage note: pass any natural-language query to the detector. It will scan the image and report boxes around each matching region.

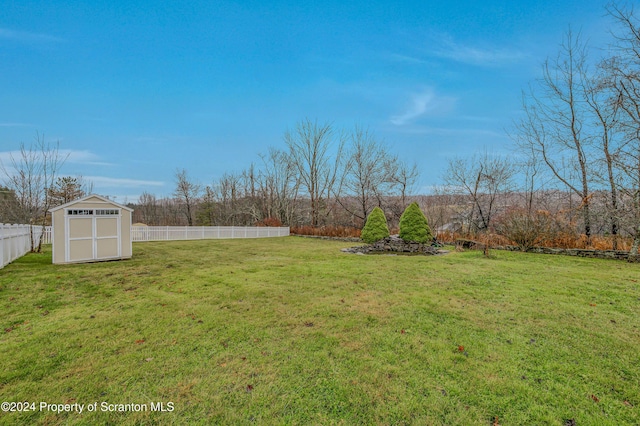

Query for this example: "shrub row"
[291,225,361,238]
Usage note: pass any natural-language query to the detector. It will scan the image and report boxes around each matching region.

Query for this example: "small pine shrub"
[399,202,432,243]
[361,207,390,244]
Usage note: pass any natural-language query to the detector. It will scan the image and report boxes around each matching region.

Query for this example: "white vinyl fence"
[0,225,289,269]
[131,226,290,242]
[42,226,51,244]
[0,224,45,269]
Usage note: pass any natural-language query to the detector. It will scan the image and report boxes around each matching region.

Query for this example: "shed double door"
[66,215,121,263]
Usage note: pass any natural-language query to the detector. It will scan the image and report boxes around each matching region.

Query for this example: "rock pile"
[341,235,447,255]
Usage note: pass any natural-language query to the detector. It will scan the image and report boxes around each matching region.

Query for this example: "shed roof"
[49,194,134,212]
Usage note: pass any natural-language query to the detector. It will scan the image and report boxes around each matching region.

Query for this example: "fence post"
[15,224,20,261]
[3,224,7,266]
[11,224,16,263]
[24,225,29,255]
[0,224,4,268]
[26,225,33,255]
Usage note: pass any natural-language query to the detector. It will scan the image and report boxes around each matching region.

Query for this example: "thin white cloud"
[385,34,525,68]
[386,53,429,65]
[0,149,114,173]
[430,34,525,66]
[390,89,457,126]
[0,28,64,43]
[86,176,165,188]
[0,150,34,167]
[62,150,114,167]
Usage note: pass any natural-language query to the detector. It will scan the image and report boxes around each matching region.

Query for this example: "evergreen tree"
[48,176,87,206]
[399,202,432,243]
[361,207,390,243]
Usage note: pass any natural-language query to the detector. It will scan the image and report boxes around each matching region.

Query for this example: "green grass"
[0,237,639,425]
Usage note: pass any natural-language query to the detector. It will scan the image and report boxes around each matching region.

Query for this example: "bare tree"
[284,119,345,226]
[584,64,622,248]
[390,160,419,209]
[137,191,159,225]
[0,133,67,251]
[423,190,466,238]
[173,169,201,226]
[603,3,640,254]
[194,186,215,226]
[159,197,183,225]
[256,147,300,225]
[517,143,544,216]
[383,159,420,222]
[212,172,243,225]
[514,30,594,240]
[443,153,515,234]
[337,127,396,223]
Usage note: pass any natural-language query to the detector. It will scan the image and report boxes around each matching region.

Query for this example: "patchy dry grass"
[0,237,639,425]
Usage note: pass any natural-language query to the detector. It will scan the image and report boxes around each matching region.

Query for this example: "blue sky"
[0,0,614,202]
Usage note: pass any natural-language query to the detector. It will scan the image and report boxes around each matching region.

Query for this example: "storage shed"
[49,194,133,264]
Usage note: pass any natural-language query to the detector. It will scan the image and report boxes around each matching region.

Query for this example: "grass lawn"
[0,237,639,425]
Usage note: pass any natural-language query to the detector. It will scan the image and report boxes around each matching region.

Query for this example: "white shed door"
[66,212,121,262]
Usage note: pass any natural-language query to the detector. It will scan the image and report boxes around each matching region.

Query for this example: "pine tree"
[399,202,432,243]
[48,176,87,206]
[361,207,390,243]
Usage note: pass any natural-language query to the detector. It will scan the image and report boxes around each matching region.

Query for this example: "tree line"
[439,4,640,254]
[138,119,419,231]
[3,3,640,255]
